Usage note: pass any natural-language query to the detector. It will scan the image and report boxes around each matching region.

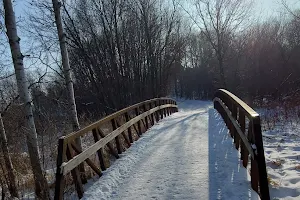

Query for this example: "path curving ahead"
[81,100,259,200]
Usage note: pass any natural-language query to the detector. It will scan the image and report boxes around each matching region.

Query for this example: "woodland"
[1,0,300,199]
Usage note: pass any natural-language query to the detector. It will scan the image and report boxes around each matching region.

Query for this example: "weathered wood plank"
[125,113,133,143]
[54,138,65,200]
[70,142,102,177]
[61,104,177,175]
[97,128,119,159]
[66,144,84,198]
[216,89,259,118]
[213,98,255,158]
[116,119,131,147]
[143,104,149,129]
[251,159,259,193]
[63,98,177,142]
[135,107,142,135]
[112,119,122,154]
[92,129,106,171]
[214,90,270,200]
[252,117,270,199]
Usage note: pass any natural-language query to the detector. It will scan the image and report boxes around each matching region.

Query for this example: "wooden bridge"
[54,89,270,200]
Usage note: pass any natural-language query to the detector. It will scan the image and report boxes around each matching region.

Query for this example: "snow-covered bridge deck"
[81,101,259,200]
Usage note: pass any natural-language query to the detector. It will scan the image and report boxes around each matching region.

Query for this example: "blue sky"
[13,0,300,19]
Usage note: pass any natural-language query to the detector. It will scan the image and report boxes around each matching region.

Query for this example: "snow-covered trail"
[81,100,259,200]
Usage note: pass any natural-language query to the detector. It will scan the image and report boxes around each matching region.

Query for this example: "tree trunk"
[52,0,87,183]
[0,114,18,198]
[51,0,81,133]
[3,0,50,199]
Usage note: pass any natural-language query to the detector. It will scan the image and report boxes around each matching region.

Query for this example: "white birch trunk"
[52,0,82,147]
[0,114,18,198]
[51,0,80,132]
[3,0,50,199]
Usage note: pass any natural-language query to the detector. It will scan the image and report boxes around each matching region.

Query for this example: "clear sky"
[13,0,300,19]
[253,0,300,18]
[11,0,300,23]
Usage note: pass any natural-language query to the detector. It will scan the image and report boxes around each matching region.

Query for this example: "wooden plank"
[143,104,149,129]
[61,105,177,175]
[216,89,259,118]
[238,112,248,167]
[125,112,133,143]
[213,98,254,158]
[63,98,177,142]
[97,128,119,159]
[135,107,142,135]
[70,142,102,177]
[252,117,270,199]
[154,101,160,121]
[116,119,131,147]
[214,91,270,199]
[111,118,122,154]
[149,103,155,125]
[232,105,238,148]
[92,129,106,171]
[159,100,164,119]
[54,138,65,200]
[251,159,259,193]
[66,144,84,199]
[132,123,140,137]
[163,100,167,117]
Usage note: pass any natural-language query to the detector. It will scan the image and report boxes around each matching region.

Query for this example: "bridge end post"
[253,117,270,200]
[54,138,65,200]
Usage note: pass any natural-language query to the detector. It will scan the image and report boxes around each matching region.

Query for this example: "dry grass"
[271,159,284,167]
[268,176,280,188]
[295,165,300,170]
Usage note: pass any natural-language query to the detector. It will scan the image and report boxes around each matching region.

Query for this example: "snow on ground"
[263,126,300,199]
[80,100,259,200]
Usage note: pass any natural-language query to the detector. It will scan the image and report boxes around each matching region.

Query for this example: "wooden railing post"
[174,100,178,112]
[163,100,167,117]
[97,128,119,159]
[232,105,238,149]
[125,112,133,143]
[66,144,84,198]
[111,119,122,154]
[149,103,155,125]
[167,100,171,115]
[92,129,106,171]
[214,89,270,200]
[238,112,248,168]
[135,107,142,135]
[53,98,178,199]
[155,100,160,121]
[143,104,149,129]
[54,138,65,200]
[159,100,164,119]
[253,117,270,199]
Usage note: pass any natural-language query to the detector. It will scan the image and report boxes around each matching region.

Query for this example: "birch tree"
[2,0,50,199]
[51,0,81,134]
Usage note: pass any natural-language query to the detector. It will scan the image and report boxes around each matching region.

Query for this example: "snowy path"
[81,100,259,200]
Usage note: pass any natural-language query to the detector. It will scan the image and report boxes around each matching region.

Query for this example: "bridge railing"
[213,89,270,200]
[54,98,178,199]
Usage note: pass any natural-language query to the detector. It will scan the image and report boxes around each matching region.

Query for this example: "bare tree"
[0,113,18,198]
[2,0,50,199]
[51,0,81,133]
[192,0,252,88]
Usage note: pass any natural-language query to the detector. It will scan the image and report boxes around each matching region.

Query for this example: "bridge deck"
[81,101,259,200]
